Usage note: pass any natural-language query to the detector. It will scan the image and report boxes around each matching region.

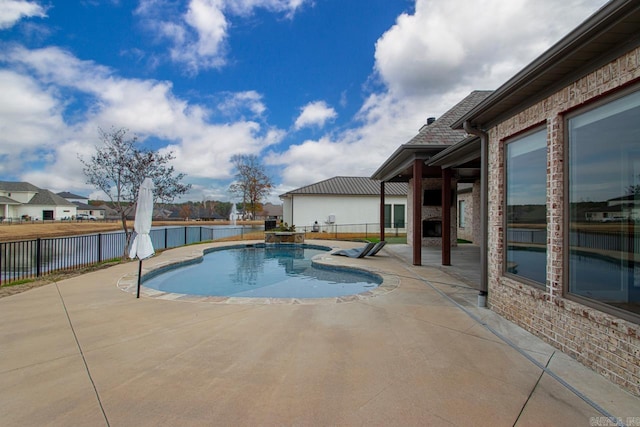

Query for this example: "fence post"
[36,238,41,277]
[200,226,202,243]
[97,233,102,263]
[184,226,188,245]
[164,228,168,249]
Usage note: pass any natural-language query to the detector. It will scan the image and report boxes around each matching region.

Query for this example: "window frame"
[563,84,640,324]
[503,125,548,289]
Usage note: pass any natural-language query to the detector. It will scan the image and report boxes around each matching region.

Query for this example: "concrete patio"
[1,240,638,426]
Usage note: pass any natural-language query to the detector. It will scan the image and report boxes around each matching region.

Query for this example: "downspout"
[463,121,488,308]
[380,181,385,242]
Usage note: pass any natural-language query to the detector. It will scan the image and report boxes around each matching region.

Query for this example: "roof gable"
[0,181,41,192]
[28,190,76,207]
[408,91,493,146]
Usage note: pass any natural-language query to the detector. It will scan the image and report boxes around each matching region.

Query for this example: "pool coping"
[117,241,399,304]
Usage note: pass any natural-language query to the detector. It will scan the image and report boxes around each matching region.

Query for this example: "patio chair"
[367,241,386,256]
[333,242,376,258]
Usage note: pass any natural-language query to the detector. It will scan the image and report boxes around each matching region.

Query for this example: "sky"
[0,0,610,204]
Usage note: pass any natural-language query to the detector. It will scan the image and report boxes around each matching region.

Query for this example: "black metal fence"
[296,222,405,238]
[0,225,250,285]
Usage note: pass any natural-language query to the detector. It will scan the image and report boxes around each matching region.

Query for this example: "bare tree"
[179,204,192,220]
[228,154,273,220]
[79,127,191,257]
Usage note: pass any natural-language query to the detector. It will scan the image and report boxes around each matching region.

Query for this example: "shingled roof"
[0,181,41,192]
[371,90,494,182]
[407,90,493,146]
[28,189,76,207]
[281,176,407,197]
[57,191,88,200]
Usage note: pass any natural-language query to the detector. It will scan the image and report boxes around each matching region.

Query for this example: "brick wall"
[407,177,458,247]
[486,46,640,396]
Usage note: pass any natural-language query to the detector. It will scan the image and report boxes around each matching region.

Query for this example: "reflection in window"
[568,89,640,317]
[505,129,547,284]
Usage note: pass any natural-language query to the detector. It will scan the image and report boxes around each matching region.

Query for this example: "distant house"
[256,203,283,221]
[280,176,407,232]
[73,202,106,220]
[57,191,89,204]
[0,181,77,220]
[57,191,106,220]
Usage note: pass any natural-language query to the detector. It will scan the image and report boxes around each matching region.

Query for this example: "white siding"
[18,205,76,220]
[0,190,37,204]
[284,194,406,230]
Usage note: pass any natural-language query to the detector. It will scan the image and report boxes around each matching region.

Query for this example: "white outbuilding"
[279,176,407,233]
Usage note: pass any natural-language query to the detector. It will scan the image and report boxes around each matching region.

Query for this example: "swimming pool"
[142,244,382,298]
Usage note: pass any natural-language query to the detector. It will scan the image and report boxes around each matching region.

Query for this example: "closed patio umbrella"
[129,177,155,298]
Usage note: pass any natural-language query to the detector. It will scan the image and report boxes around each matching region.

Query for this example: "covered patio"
[372,91,491,303]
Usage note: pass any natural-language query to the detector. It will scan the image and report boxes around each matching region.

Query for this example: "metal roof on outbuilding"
[280,176,407,197]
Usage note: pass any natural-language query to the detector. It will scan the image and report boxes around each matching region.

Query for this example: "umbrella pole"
[136,259,142,298]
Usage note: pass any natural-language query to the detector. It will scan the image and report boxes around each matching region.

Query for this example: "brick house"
[373,0,639,397]
[449,0,640,396]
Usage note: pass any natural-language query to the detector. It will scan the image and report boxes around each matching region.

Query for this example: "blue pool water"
[143,244,382,298]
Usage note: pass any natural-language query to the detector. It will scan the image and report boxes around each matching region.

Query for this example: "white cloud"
[0,0,46,29]
[374,0,605,97]
[0,44,284,195]
[217,91,267,117]
[293,101,337,130]
[0,0,610,201]
[136,0,312,74]
[0,70,66,176]
[270,0,608,191]
[225,0,309,18]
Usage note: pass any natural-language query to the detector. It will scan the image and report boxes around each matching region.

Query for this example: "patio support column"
[380,181,385,242]
[412,159,422,265]
[442,167,452,266]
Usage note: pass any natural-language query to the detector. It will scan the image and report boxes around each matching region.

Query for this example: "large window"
[384,204,392,228]
[568,89,640,318]
[393,204,405,228]
[384,204,405,228]
[505,129,547,285]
